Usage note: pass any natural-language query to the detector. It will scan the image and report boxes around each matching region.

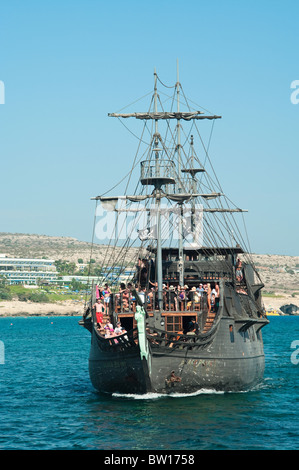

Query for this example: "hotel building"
[0,254,58,285]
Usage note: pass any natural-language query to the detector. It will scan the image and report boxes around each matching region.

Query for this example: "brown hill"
[0,232,140,267]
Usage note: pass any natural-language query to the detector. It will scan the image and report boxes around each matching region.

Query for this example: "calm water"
[0,315,298,450]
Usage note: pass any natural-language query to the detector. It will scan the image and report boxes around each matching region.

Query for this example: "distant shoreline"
[0,295,298,317]
[0,300,85,317]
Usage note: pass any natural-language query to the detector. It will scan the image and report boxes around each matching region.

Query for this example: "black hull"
[89,344,148,395]
[88,316,266,395]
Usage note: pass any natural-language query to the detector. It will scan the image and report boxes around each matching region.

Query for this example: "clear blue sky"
[0,0,298,256]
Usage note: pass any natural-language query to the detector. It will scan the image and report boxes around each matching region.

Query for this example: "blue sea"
[0,315,298,451]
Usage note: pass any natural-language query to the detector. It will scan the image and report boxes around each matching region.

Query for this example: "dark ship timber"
[80,68,269,395]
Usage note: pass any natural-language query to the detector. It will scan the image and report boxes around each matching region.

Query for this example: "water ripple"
[0,316,298,450]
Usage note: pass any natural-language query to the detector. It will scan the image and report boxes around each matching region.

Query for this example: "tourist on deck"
[102,284,111,315]
[214,283,220,309]
[104,328,111,339]
[211,285,217,297]
[104,319,113,332]
[168,285,177,311]
[211,293,216,312]
[197,283,205,295]
[207,283,212,312]
[149,280,158,290]
[186,287,195,310]
[118,283,129,309]
[190,319,200,334]
[236,258,243,282]
[137,286,147,305]
[184,318,199,335]
[104,328,118,344]
[114,321,126,335]
[191,287,199,303]
[178,285,186,311]
[93,298,105,327]
[148,287,154,307]
[149,282,159,309]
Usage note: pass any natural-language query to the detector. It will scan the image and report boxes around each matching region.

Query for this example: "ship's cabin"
[100,246,246,336]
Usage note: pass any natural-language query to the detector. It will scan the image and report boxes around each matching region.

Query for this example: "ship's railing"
[140,159,176,182]
[91,291,221,352]
[110,290,217,315]
[110,292,137,314]
[147,300,222,350]
[164,267,233,284]
[146,324,218,351]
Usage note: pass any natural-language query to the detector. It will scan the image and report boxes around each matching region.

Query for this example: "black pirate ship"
[80,68,268,394]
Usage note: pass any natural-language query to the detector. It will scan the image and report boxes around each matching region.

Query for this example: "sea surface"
[0,315,298,451]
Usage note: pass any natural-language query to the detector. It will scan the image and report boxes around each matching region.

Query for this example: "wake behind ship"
[80,68,269,395]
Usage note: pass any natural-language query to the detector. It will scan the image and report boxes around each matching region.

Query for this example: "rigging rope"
[87,73,258,294]
[156,73,176,89]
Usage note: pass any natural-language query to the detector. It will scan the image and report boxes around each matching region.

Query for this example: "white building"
[0,254,58,285]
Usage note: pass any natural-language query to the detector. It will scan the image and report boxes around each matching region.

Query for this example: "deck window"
[229,325,234,343]
[166,316,182,333]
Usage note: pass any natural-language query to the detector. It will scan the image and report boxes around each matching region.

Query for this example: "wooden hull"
[88,316,267,395]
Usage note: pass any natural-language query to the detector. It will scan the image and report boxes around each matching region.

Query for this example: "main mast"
[176,61,184,287]
[154,69,164,312]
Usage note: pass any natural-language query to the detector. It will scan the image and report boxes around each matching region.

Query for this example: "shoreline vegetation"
[0,267,298,318]
[0,284,87,317]
[0,232,298,317]
[0,294,298,318]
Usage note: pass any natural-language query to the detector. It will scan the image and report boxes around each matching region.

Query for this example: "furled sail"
[108,111,221,120]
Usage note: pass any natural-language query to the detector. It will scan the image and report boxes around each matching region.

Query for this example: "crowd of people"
[94,281,220,314]
[89,258,246,343]
[92,280,220,338]
[157,282,220,313]
[92,285,128,339]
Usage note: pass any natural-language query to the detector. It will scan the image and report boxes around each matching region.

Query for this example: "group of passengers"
[116,282,134,310]
[98,319,127,341]
[93,279,220,319]
[92,299,127,339]
[159,282,220,313]
[114,281,220,313]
